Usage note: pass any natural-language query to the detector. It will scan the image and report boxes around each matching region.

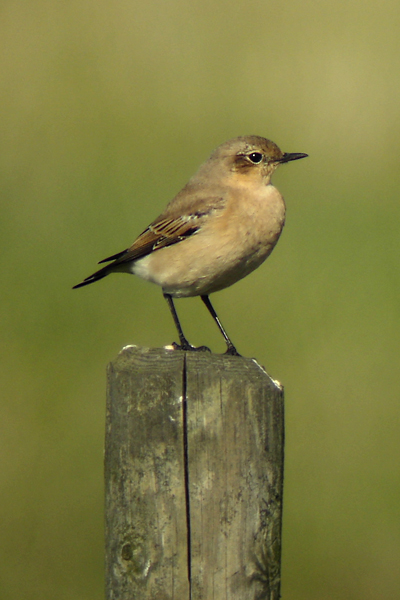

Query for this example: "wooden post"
[105,346,284,600]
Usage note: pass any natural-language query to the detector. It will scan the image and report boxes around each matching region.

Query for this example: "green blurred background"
[1,1,399,598]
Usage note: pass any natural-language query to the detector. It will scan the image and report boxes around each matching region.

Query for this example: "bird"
[73,135,307,355]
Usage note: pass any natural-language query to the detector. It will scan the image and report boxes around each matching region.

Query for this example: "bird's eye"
[248,152,263,164]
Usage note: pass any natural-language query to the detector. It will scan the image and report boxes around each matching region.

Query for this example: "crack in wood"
[182,353,192,596]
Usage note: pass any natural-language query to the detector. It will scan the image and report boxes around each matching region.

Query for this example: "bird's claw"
[172,341,211,353]
[224,345,241,356]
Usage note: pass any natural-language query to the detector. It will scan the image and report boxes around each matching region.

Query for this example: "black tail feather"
[73,247,129,289]
[72,269,109,289]
[98,249,128,264]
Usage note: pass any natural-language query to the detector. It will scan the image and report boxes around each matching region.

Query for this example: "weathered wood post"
[105,346,284,600]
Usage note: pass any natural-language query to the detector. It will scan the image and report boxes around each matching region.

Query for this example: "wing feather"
[107,196,226,267]
[73,195,225,288]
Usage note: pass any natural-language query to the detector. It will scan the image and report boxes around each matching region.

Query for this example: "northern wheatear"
[74,136,307,355]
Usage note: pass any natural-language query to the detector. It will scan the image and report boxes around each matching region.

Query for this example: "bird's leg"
[201,295,240,356]
[163,293,211,352]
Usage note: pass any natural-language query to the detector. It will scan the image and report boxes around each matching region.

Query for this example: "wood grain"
[105,346,284,600]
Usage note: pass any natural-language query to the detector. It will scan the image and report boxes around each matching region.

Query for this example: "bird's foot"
[224,344,241,357]
[172,341,211,353]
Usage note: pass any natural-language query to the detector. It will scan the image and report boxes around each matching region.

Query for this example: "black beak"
[280,152,308,163]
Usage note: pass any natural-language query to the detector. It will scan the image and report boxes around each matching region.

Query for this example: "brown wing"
[104,214,202,266]
[100,192,227,265]
[73,196,225,289]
